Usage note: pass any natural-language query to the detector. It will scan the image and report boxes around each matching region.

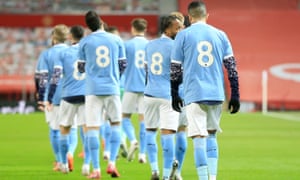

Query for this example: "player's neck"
[191,18,206,24]
[133,32,144,37]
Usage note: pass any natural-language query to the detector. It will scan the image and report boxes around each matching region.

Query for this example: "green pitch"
[0,111,299,179]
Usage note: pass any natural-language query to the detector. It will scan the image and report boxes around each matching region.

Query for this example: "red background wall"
[0,14,158,35]
[0,14,158,94]
[1,0,300,109]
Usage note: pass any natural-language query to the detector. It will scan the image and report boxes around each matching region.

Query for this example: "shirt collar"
[161,34,172,39]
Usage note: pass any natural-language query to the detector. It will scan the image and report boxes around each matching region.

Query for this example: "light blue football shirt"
[39,43,68,105]
[35,49,48,73]
[78,30,126,95]
[144,35,173,100]
[55,44,85,98]
[123,36,148,92]
[171,21,234,105]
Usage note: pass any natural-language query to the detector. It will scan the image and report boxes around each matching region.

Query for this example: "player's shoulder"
[206,24,228,37]
[146,38,159,47]
[78,35,92,49]
[37,49,49,65]
[175,27,191,40]
[80,32,102,43]
[49,43,68,51]
[146,37,170,51]
[40,48,49,54]
[38,48,49,58]
[68,44,79,51]
[160,35,174,45]
[105,31,122,40]
[46,46,57,57]
[62,44,78,56]
[126,36,148,46]
[125,37,135,46]
[107,33,125,47]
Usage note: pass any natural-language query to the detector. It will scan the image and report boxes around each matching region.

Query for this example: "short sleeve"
[118,37,126,60]
[171,31,184,64]
[78,39,86,61]
[221,31,234,58]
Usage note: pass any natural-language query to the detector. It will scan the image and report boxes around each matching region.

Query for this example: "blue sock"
[146,131,158,172]
[197,165,209,180]
[193,138,208,180]
[122,118,136,142]
[161,134,175,179]
[176,131,187,173]
[207,134,218,177]
[110,125,121,162]
[83,132,91,165]
[50,129,61,163]
[121,128,127,146]
[100,123,105,139]
[59,134,69,164]
[68,128,78,156]
[139,122,146,154]
[79,126,85,151]
[87,130,100,169]
[103,122,111,153]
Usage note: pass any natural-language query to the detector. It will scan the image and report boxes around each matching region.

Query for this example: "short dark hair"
[159,15,178,34]
[184,15,191,27]
[131,18,147,32]
[85,10,102,32]
[70,25,84,40]
[106,26,119,33]
[188,1,207,19]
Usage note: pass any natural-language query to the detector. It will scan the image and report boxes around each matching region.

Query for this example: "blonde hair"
[52,24,69,43]
[170,11,185,24]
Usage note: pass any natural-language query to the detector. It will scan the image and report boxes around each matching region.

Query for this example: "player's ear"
[206,13,209,21]
[165,30,170,37]
[188,15,192,24]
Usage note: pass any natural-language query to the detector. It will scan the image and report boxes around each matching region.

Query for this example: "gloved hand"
[170,69,183,113]
[172,94,183,113]
[77,61,85,73]
[228,98,240,114]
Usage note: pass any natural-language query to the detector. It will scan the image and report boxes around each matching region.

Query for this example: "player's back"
[60,44,85,98]
[144,36,173,100]
[124,36,148,92]
[182,22,232,66]
[79,31,125,96]
[41,43,68,104]
[174,22,233,103]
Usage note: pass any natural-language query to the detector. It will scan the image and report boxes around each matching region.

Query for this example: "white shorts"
[85,95,122,127]
[122,91,144,114]
[186,103,222,137]
[45,105,60,130]
[179,106,188,127]
[144,96,179,131]
[59,100,85,127]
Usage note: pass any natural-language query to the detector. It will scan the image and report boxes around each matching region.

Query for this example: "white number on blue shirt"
[135,50,145,68]
[197,41,214,67]
[150,52,163,75]
[96,46,110,67]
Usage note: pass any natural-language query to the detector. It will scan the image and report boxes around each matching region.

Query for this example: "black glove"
[77,61,85,73]
[172,92,183,113]
[228,98,240,114]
